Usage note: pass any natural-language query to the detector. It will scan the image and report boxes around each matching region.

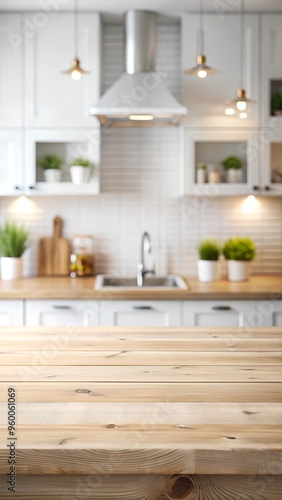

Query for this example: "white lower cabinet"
[255,301,282,327]
[0,300,24,326]
[25,300,99,327]
[1,298,280,328]
[183,300,257,327]
[99,300,182,327]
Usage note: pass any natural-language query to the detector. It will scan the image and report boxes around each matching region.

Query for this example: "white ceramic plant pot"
[197,260,218,282]
[70,166,90,185]
[44,169,61,183]
[0,257,23,280]
[196,169,206,184]
[226,260,250,282]
[227,169,243,183]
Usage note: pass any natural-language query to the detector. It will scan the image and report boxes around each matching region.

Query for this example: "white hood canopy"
[90,10,187,127]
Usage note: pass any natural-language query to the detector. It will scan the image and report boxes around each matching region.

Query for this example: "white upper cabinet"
[24,12,101,128]
[0,14,22,127]
[0,130,23,196]
[260,129,282,195]
[262,15,282,128]
[181,14,259,128]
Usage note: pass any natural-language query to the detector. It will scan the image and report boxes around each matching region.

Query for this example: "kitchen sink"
[95,274,189,290]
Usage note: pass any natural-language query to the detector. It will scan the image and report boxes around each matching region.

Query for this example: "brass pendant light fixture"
[225,0,255,118]
[62,0,89,80]
[184,0,217,78]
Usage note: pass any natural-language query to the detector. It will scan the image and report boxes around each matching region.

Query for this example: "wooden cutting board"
[38,216,70,276]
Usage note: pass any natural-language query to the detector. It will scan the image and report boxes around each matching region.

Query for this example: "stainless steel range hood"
[90,10,187,127]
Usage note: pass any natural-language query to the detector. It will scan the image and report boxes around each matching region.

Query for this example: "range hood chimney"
[90,10,187,127]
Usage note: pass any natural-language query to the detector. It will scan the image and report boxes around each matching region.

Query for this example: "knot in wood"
[75,389,91,394]
[165,475,194,499]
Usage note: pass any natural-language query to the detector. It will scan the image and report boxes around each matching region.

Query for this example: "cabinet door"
[0,130,23,196]
[183,300,256,327]
[24,12,101,127]
[255,301,282,327]
[0,14,22,126]
[0,300,24,326]
[182,128,259,196]
[262,15,282,128]
[182,14,258,128]
[25,300,99,326]
[260,129,282,195]
[100,300,182,327]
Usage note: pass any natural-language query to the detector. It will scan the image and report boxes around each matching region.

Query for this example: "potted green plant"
[197,239,221,282]
[69,157,92,185]
[221,156,243,183]
[37,154,63,183]
[223,237,256,282]
[0,222,29,280]
[271,91,282,116]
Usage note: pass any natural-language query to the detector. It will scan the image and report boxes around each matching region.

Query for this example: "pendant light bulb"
[235,89,251,111]
[63,57,88,79]
[237,101,247,111]
[197,68,208,78]
[71,70,82,81]
[185,54,217,78]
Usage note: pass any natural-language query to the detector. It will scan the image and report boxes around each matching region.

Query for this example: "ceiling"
[1,0,282,20]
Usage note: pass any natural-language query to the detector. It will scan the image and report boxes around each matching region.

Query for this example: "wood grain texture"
[2,350,282,366]
[37,217,70,277]
[1,474,282,500]
[1,381,282,402]
[0,325,281,494]
[2,364,281,382]
[2,336,282,351]
[37,237,53,276]
[0,275,281,299]
[2,402,281,425]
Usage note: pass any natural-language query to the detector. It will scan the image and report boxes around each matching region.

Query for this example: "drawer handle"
[211,306,231,311]
[52,305,72,310]
[132,306,153,310]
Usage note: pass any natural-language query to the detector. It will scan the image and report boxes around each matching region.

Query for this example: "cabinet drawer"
[99,300,182,327]
[25,300,99,327]
[183,300,256,327]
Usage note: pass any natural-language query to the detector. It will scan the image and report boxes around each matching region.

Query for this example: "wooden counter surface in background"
[0,275,281,299]
[0,326,282,499]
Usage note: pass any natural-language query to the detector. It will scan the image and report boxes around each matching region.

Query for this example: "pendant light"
[225,0,254,118]
[184,0,217,78]
[62,0,89,80]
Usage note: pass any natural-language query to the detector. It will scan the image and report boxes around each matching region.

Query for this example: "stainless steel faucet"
[137,231,155,287]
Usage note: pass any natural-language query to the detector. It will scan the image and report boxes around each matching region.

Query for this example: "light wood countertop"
[0,326,281,499]
[0,275,281,300]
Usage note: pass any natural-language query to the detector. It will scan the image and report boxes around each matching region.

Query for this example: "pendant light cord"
[240,0,245,89]
[198,0,204,55]
[74,0,78,57]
